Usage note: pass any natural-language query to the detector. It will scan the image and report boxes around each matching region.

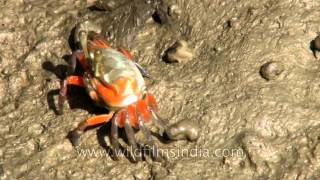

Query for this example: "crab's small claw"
[118,48,133,59]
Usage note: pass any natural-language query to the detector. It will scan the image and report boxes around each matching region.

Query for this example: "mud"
[1,0,320,179]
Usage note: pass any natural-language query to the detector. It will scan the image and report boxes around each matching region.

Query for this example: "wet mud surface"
[1,0,320,179]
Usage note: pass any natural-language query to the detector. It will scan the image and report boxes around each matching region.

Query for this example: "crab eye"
[92,50,103,77]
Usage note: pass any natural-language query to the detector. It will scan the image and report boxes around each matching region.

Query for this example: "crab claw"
[165,120,200,142]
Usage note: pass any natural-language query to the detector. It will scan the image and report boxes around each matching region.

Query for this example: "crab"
[57,23,200,161]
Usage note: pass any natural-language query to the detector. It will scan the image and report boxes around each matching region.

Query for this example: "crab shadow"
[42,57,100,115]
[310,39,318,58]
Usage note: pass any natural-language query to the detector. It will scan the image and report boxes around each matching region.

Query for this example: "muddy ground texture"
[1,0,320,179]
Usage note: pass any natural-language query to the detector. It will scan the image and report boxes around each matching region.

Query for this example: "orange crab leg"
[58,75,85,115]
[137,99,151,122]
[66,75,85,87]
[116,111,125,128]
[85,113,115,126]
[88,38,110,50]
[145,93,158,110]
[127,105,139,128]
[95,39,110,48]
[66,76,101,102]
[118,48,133,59]
[78,53,90,72]
[69,113,115,146]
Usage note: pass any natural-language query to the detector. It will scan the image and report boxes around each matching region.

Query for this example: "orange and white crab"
[57,26,201,161]
[57,30,173,161]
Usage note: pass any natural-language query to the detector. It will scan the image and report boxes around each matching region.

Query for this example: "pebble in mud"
[168,4,182,17]
[27,124,43,135]
[0,124,9,134]
[21,139,38,156]
[164,40,194,63]
[151,163,169,179]
[165,120,199,141]
[260,61,284,81]
[94,0,118,10]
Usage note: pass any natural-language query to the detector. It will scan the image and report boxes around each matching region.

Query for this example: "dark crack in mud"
[2,0,320,179]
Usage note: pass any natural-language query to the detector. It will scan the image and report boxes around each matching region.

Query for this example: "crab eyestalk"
[79,31,89,59]
[94,49,102,77]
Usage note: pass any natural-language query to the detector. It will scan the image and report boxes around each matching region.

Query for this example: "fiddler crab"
[58,28,199,161]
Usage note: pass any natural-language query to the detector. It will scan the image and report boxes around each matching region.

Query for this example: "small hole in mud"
[152,11,162,24]
[226,20,232,28]
[88,5,107,12]
[45,78,51,82]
